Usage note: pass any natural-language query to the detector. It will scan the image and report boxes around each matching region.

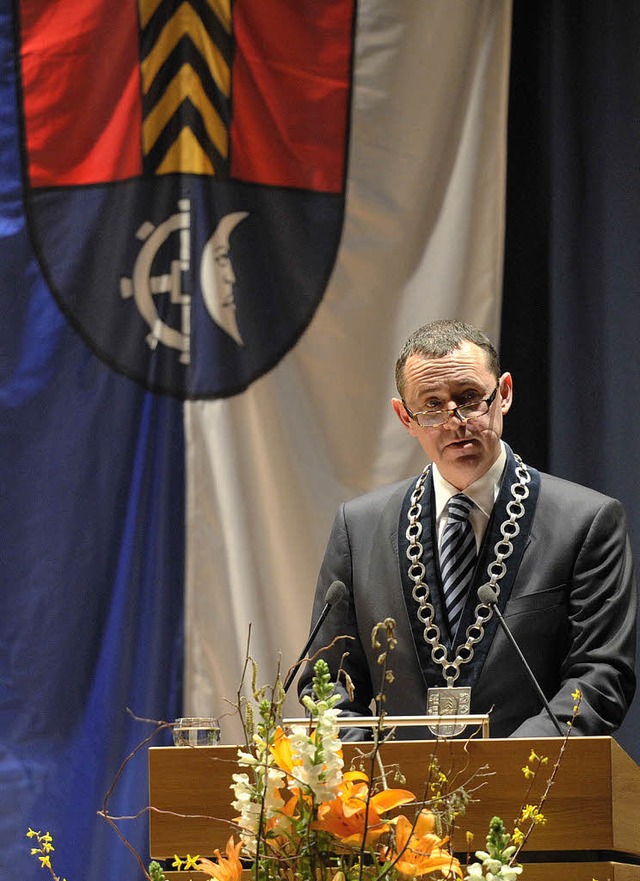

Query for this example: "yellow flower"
[312,771,414,846]
[528,750,549,765]
[196,837,243,881]
[26,828,39,839]
[512,827,525,847]
[184,854,201,870]
[38,855,52,869]
[572,688,582,702]
[172,855,184,870]
[520,804,546,825]
[385,810,462,879]
[521,766,534,780]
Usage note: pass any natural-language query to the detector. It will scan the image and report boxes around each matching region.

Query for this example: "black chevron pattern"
[138,0,233,176]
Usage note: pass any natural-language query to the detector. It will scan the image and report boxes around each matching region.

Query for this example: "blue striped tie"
[440,494,476,638]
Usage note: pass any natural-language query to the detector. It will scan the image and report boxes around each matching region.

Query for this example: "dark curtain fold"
[502,0,640,759]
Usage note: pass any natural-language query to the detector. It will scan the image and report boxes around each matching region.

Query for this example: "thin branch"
[511,707,578,862]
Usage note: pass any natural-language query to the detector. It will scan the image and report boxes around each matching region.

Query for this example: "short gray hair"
[395,319,500,398]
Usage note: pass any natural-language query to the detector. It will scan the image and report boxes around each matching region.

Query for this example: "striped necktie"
[439,493,477,638]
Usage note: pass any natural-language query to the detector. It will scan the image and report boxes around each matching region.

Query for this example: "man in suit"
[299,320,637,738]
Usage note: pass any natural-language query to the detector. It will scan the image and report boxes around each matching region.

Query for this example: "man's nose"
[443,407,468,426]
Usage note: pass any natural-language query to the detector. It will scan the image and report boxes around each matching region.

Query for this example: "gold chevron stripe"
[142,62,228,158]
[207,0,232,34]
[139,0,164,30]
[155,126,215,175]
[138,0,231,34]
[141,1,230,97]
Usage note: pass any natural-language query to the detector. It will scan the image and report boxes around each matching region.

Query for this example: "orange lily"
[196,836,243,881]
[269,727,299,778]
[386,811,462,879]
[313,771,414,847]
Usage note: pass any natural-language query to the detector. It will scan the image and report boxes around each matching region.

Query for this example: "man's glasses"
[403,383,500,429]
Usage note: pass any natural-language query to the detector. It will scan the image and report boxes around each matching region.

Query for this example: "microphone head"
[477,584,498,606]
[325,580,348,607]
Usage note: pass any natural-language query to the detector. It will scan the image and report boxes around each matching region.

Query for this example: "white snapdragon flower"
[465,854,523,881]
[263,766,287,813]
[237,749,259,767]
[231,764,287,855]
[287,702,344,804]
[314,706,344,792]
[499,866,523,881]
[231,772,260,852]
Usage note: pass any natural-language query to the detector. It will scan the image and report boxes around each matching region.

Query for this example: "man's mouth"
[446,437,477,449]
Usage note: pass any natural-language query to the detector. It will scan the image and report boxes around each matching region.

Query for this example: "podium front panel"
[149,736,640,868]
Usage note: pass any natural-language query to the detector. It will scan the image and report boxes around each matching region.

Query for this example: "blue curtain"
[0,5,185,880]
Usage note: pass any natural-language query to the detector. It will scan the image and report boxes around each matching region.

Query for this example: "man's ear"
[392,397,416,433]
[499,372,513,415]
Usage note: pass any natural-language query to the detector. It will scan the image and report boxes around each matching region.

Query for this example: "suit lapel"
[454,445,540,687]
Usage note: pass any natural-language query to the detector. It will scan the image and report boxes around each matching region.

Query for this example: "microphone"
[477,584,564,736]
[283,580,348,694]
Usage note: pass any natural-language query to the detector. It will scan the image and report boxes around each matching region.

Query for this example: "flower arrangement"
[28,620,579,881]
[146,645,578,881]
[228,657,461,881]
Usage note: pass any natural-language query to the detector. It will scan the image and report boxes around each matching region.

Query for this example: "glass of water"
[172,716,221,747]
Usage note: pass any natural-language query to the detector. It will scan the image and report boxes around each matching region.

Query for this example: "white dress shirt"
[433,442,507,552]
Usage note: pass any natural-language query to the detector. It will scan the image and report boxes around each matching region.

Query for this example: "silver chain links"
[406,454,531,687]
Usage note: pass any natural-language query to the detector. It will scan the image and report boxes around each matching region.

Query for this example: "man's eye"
[424,400,444,410]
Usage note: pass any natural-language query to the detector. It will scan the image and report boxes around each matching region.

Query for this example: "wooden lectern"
[149,736,640,881]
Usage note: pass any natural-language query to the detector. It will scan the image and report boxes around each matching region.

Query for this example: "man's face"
[391,341,513,490]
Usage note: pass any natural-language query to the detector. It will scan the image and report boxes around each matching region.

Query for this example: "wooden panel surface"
[524,863,640,881]
[149,736,640,863]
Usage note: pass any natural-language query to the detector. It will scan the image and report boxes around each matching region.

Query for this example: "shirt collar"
[433,441,507,522]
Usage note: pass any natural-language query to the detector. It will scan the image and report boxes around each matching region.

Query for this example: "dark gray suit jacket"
[299,447,637,738]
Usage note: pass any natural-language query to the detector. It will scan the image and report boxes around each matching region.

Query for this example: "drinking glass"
[172,716,220,746]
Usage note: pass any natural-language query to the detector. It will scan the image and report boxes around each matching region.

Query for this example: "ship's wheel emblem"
[120,200,249,364]
[120,198,192,364]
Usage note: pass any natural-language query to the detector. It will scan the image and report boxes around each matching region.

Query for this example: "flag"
[0,2,512,880]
